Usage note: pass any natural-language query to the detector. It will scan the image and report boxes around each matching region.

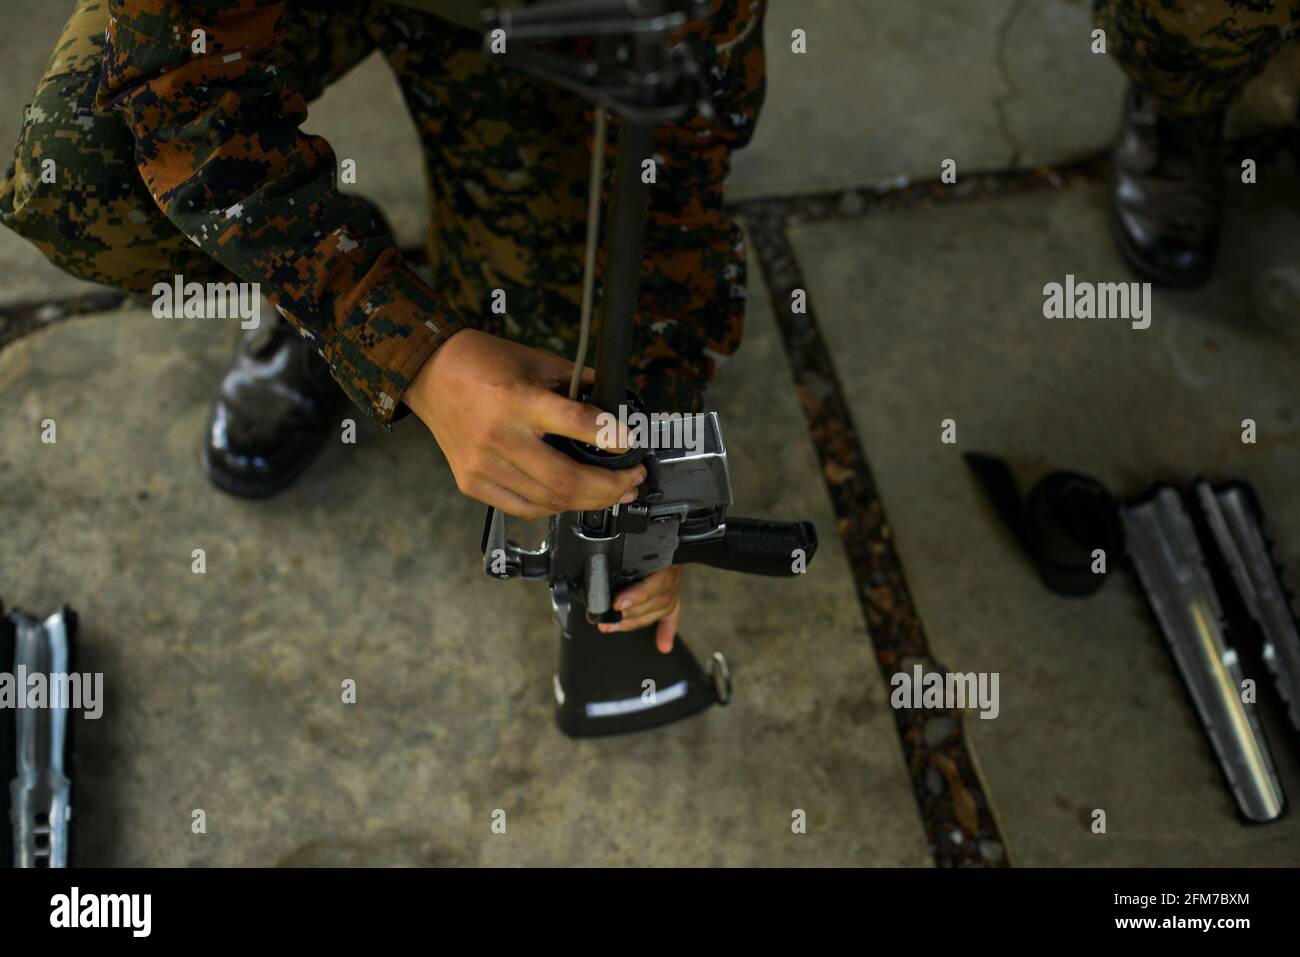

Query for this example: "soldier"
[1096,0,1300,286]
[0,0,767,649]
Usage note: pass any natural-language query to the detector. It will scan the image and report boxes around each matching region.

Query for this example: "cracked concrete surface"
[992,0,1030,169]
[5,0,1300,869]
[790,172,1300,866]
[0,259,930,867]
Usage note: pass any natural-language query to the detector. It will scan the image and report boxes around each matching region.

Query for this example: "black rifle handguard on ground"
[480,0,817,736]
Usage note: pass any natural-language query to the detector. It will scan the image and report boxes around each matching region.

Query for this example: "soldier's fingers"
[613,567,681,612]
[656,601,681,654]
[493,456,637,518]
[474,480,550,521]
[526,388,626,451]
[599,595,676,634]
[489,459,577,517]
[511,440,644,512]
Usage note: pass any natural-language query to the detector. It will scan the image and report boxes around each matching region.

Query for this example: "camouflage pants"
[1095,0,1300,115]
[0,0,766,415]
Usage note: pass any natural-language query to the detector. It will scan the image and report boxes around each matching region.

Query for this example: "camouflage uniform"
[0,0,766,422]
[1095,0,1300,115]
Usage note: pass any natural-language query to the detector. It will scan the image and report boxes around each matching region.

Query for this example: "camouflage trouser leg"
[0,0,379,294]
[369,0,766,414]
[1095,0,1300,115]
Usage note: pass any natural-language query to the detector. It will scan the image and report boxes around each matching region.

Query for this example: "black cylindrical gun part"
[673,519,819,577]
[591,117,655,415]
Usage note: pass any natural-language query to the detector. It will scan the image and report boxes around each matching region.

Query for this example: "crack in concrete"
[992,0,1029,169]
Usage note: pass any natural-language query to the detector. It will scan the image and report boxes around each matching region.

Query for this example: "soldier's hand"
[404,329,645,518]
[603,566,683,653]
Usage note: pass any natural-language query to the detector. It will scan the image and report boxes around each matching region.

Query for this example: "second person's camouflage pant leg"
[1095,0,1300,114]
[0,0,381,294]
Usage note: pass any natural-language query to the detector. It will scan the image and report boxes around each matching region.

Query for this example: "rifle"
[480,0,818,736]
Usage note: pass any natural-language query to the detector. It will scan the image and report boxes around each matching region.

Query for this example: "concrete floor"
[791,172,1300,865]
[4,0,1300,866]
[0,262,928,866]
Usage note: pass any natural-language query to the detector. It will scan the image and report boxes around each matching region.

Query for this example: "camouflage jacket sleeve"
[96,0,464,424]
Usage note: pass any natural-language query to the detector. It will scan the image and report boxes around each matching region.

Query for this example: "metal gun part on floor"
[2,605,77,866]
[1121,489,1285,823]
[478,0,817,736]
[1197,480,1300,738]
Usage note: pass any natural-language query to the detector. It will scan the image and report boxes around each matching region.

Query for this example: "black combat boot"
[1109,83,1226,287]
[202,311,347,498]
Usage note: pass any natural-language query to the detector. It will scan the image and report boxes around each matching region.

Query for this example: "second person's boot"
[1110,82,1226,287]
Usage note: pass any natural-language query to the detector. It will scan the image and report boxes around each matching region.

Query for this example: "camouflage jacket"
[97,0,752,425]
[98,0,477,423]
